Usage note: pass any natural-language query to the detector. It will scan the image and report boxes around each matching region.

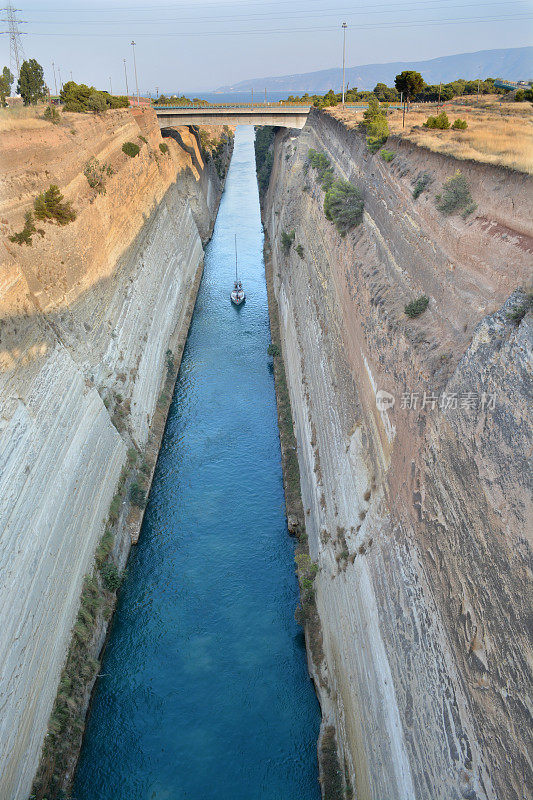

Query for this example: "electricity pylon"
[1,2,26,80]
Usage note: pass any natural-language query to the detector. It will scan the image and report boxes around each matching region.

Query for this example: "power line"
[1,2,26,79]
[22,1,528,26]
[26,12,533,37]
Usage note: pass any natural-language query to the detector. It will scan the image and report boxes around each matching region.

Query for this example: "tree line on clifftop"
[0,58,129,110]
[284,71,532,107]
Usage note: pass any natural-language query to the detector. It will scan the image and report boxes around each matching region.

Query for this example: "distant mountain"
[216,47,533,94]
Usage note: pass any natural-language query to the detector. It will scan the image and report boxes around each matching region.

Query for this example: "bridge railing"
[153,103,403,111]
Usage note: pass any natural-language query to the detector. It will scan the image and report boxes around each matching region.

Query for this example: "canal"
[73,126,321,800]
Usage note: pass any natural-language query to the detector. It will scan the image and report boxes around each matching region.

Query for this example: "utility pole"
[437,82,442,110]
[58,66,63,91]
[477,78,480,104]
[109,76,112,94]
[52,60,57,95]
[341,21,347,107]
[2,2,26,81]
[123,58,129,97]
[131,40,140,106]
[156,86,158,99]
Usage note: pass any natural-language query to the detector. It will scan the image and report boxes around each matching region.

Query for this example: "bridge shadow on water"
[72,126,321,800]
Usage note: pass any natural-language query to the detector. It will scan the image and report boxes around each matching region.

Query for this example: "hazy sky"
[3,0,533,93]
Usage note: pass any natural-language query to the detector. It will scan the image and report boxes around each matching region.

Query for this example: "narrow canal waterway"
[73,126,321,800]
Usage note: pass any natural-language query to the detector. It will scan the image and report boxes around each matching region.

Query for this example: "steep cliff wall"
[0,107,231,799]
[262,111,532,800]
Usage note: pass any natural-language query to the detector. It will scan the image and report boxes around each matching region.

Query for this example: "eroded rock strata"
[0,107,232,800]
[262,110,532,800]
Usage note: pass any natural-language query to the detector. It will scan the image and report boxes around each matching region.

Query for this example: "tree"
[0,66,14,105]
[17,59,46,105]
[394,70,425,106]
[373,82,399,102]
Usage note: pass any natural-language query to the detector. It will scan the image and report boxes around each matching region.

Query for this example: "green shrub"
[60,81,130,113]
[43,105,60,124]
[138,135,148,144]
[423,111,450,129]
[129,482,146,507]
[267,343,281,357]
[452,118,468,130]
[9,211,44,245]
[95,529,114,567]
[380,148,395,162]
[296,243,304,258]
[514,90,525,102]
[308,149,334,190]
[436,171,476,216]
[86,92,108,114]
[108,95,130,109]
[122,141,140,158]
[324,179,364,235]
[83,158,109,193]
[100,562,120,592]
[34,185,76,225]
[506,293,532,323]
[412,172,431,199]
[159,142,169,154]
[281,229,295,254]
[360,96,389,152]
[404,295,429,318]
[254,126,275,196]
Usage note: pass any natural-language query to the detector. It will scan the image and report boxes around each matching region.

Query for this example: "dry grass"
[0,104,50,132]
[330,96,533,174]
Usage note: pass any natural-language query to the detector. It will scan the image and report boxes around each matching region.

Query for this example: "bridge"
[154,104,312,129]
[153,102,402,130]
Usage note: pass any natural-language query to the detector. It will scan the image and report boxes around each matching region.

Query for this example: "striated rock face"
[0,108,231,800]
[263,110,532,800]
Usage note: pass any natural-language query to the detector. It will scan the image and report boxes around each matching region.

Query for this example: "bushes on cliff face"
[84,158,114,193]
[281,229,295,254]
[254,125,275,196]
[308,148,334,190]
[9,211,44,245]
[34,185,76,225]
[436,171,477,217]
[324,179,364,235]
[404,295,429,318]
[122,141,140,158]
[412,172,432,199]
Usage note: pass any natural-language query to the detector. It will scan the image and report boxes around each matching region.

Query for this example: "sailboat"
[230,234,245,306]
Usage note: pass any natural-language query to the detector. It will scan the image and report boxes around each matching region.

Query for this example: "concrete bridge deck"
[154,103,402,129]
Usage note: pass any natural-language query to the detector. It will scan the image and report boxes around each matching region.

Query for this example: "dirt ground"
[330,95,533,173]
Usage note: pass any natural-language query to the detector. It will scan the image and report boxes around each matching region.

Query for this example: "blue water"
[72,126,321,800]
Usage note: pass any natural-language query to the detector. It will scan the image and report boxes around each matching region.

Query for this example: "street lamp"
[123,59,129,97]
[131,40,140,106]
[341,22,347,107]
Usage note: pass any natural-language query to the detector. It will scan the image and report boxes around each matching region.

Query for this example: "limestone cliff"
[0,107,231,800]
[262,110,532,800]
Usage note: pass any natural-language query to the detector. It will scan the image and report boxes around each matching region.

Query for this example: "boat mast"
[234,234,238,282]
